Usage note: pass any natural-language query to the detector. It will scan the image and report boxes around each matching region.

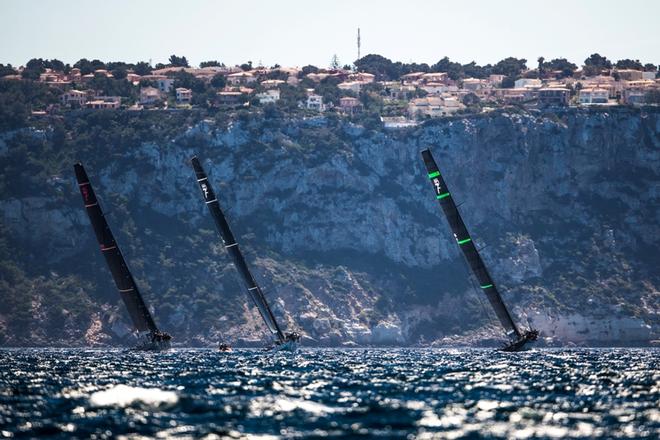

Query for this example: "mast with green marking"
[421,148,537,351]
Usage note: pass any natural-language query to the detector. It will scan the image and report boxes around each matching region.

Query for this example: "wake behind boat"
[190,156,300,352]
[420,149,538,352]
[74,163,171,351]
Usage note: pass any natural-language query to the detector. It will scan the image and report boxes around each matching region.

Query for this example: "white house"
[256,89,280,104]
[139,86,163,105]
[338,81,362,93]
[408,95,465,118]
[579,87,609,105]
[60,89,87,107]
[227,71,256,86]
[306,94,324,111]
[176,87,192,103]
[514,78,542,89]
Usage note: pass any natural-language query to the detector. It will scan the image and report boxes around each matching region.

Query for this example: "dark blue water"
[0,348,658,439]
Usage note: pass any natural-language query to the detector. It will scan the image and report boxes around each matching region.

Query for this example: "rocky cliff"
[0,108,657,347]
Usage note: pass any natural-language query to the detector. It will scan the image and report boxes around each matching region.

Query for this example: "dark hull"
[501,330,539,352]
[132,338,171,351]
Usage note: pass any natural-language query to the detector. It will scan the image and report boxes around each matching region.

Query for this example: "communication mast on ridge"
[357,27,361,63]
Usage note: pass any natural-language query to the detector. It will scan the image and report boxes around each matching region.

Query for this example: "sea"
[0,348,657,439]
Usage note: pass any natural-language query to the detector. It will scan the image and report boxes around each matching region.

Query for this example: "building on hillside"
[256,89,280,104]
[85,96,121,109]
[158,77,174,93]
[140,75,174,92]
[176,87,192,104]
[227,71,256,86]
[421,72,449,84]
[462,78,487,91]
[401,72,426,84]
[348,72,375,83]
[537,87,570,107]
[514,78,542,89]
[490,88,534,103]
[642,71,656,80]
[139,86,163,105]
[615,69,643,81]
[408,95,465,118]
[216,91,246,107]
[385,83,417,100]
[306,94,325,111]
[339,96,361,115]
[579,87,609,105]
[420,82,453,95]
[93,69,113,78]
[337,81,362,93]
[260,79,285,89]
[622,89,647,105]
[60,89,87,107]
[126,73,142,84]
[488,74,506,86]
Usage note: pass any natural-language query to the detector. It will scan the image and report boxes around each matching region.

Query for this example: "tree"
[133,62,152,75]
[171,71,206,93]
[354,54,400,80]
[315,76,342,105]
[0,64,16,77]
[643,63,657,72]
[615,59,643,70]
[210,73,226,88]
[240,61,253,71]
[73,58,106,74]
[300,65,319,76]
[501,77,515,88]
[462,92,481,107]
[431,57,464,79]
[110,66,128,80]
[330,54,341,70]
[21,58,46,79]
[45,59,65,72]
[461,61,489,79]
[200,60,224,68]
[537,57,545,79]
[492,57,527,78]
[583,53,612,76]
[168,55,189,67]
[543,58,578,78]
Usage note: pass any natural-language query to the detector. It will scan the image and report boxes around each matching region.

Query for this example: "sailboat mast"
[420,149,521,340]
[190,156,286,344]
[74,163,160,335]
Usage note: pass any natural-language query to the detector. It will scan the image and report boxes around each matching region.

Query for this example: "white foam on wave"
[89,384,178,408]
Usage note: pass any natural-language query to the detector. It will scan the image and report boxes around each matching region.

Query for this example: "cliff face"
[0,108,657,346]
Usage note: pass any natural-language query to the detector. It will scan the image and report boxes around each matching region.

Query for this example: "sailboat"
[190,156,300,352]
[74,163,171,350]
[420,149,538,351]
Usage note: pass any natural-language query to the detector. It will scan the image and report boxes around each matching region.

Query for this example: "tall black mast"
[74,163,160,335]
[421,149,522,340]
[190,156,286,344]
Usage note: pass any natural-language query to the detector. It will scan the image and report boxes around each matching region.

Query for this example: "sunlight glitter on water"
[0,348,658,439]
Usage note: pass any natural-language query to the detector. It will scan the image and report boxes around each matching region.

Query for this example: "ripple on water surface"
[0,348,658,438]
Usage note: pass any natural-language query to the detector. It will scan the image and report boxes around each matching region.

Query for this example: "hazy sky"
[1,0,658,68]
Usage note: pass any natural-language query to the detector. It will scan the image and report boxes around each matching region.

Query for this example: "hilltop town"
[0,53,658,129]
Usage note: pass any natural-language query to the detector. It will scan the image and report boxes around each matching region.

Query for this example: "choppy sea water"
[0,348,658,439]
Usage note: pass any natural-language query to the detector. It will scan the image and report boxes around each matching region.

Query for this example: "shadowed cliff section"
[0,108,657,346]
